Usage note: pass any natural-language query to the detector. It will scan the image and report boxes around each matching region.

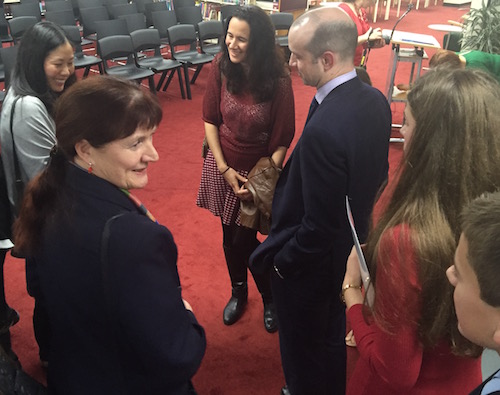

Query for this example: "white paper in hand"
[345,196,374,306]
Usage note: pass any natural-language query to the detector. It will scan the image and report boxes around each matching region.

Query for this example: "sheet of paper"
[345,196,374,306]
[382,29,441,48]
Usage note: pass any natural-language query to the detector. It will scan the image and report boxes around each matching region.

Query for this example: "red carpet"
[3,2,466,393]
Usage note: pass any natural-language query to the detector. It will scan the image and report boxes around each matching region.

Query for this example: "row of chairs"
[92,22,214,99]
[7,0,292,47]
[1,1,292,100]
[6,0,200,28]
[5,0,195,21]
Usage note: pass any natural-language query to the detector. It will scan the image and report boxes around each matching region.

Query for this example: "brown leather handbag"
[240,157,281,235]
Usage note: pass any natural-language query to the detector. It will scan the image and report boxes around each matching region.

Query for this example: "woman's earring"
[88,163,93,174]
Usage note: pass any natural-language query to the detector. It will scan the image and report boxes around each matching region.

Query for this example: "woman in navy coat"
[13,76,206,394]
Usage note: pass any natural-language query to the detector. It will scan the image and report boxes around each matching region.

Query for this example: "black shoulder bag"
[9,96,24,218]
[0,96,22,240]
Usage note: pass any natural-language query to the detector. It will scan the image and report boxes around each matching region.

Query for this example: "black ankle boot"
[223,282,248,325]
[263,301,278,333]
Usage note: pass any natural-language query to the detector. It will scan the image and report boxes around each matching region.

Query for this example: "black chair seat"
[174,50,213,65]
[98,34,156,94]
[167,23,212,99]
[131,28,185,97]
[74,53,103,69]
[62,25,103,78]
[105,63,154,80]
[137,56,180,72]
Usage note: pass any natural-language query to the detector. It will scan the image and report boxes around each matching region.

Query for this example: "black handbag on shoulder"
[0,96,24,242]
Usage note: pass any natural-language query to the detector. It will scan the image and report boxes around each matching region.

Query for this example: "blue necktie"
[306,97,319,124]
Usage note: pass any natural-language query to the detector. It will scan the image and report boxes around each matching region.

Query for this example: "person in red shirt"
[338,0,385,66]
[343,68,500,394]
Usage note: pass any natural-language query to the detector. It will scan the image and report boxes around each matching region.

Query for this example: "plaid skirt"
[196,150,249,226]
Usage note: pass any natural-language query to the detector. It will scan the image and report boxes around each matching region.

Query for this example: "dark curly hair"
[220,5,287,102]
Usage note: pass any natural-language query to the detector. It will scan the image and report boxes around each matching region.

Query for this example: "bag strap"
[9,96,22,188]
[100,213,128,383]
[101,213,124,324]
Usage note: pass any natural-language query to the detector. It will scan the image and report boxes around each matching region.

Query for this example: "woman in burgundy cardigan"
[196,6,295,333]
[342,68,500,394]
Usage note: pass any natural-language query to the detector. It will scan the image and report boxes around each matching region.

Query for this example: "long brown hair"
[364,68,500,355]
[13,76,162,255]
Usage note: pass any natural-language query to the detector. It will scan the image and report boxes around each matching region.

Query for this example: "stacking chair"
[131,28,185,97]
[167,24,213,99]
[0,54,5,90]
[220,4,239,23]
[152,9,177,44]
[103,0,128,15]
[172,0,195,9]
[10,3,42,22]
[62,25,103,77]
[45,1,74,13]
[98,34,156,94]
[77,0,104,10]
[197,19,223,56]
[0,10,13,45]
[144,1,167,27]
[131,0,152,14]
[0,45,18,102]
[44,9,77,26]
[95,18,128,39]
[175,6,202,27]
[79,6,110,40]
[8,16,38,44]
[0,41,17,89]
[270,12,293,48]
[118,12,147,33]
[109,3,138,19]
[69,0,81,22]
[46,10,93,46]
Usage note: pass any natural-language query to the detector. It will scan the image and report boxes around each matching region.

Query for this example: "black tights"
[222,222,273,302]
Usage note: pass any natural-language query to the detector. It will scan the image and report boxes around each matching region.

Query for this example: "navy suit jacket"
[33,163,206,395]
[250,77,391,284]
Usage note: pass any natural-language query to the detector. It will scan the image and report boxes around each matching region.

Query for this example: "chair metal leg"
[182,64,192,100]
[148,76,156,95]
[162,68,186,99]
[190,64,204,84]
[176,68,186,99]
[83,66,90,78]
[156,71,168,91]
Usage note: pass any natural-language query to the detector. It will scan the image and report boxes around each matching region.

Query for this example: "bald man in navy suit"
[250,7,391,395]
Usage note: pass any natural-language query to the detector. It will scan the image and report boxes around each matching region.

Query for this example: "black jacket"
[33,163,206,395]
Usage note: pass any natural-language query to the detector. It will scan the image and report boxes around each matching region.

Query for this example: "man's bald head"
[290,7,357,63]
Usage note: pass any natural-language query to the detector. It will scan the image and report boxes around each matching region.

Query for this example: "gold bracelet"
[340,283,362,304]
[220,166,230,175]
